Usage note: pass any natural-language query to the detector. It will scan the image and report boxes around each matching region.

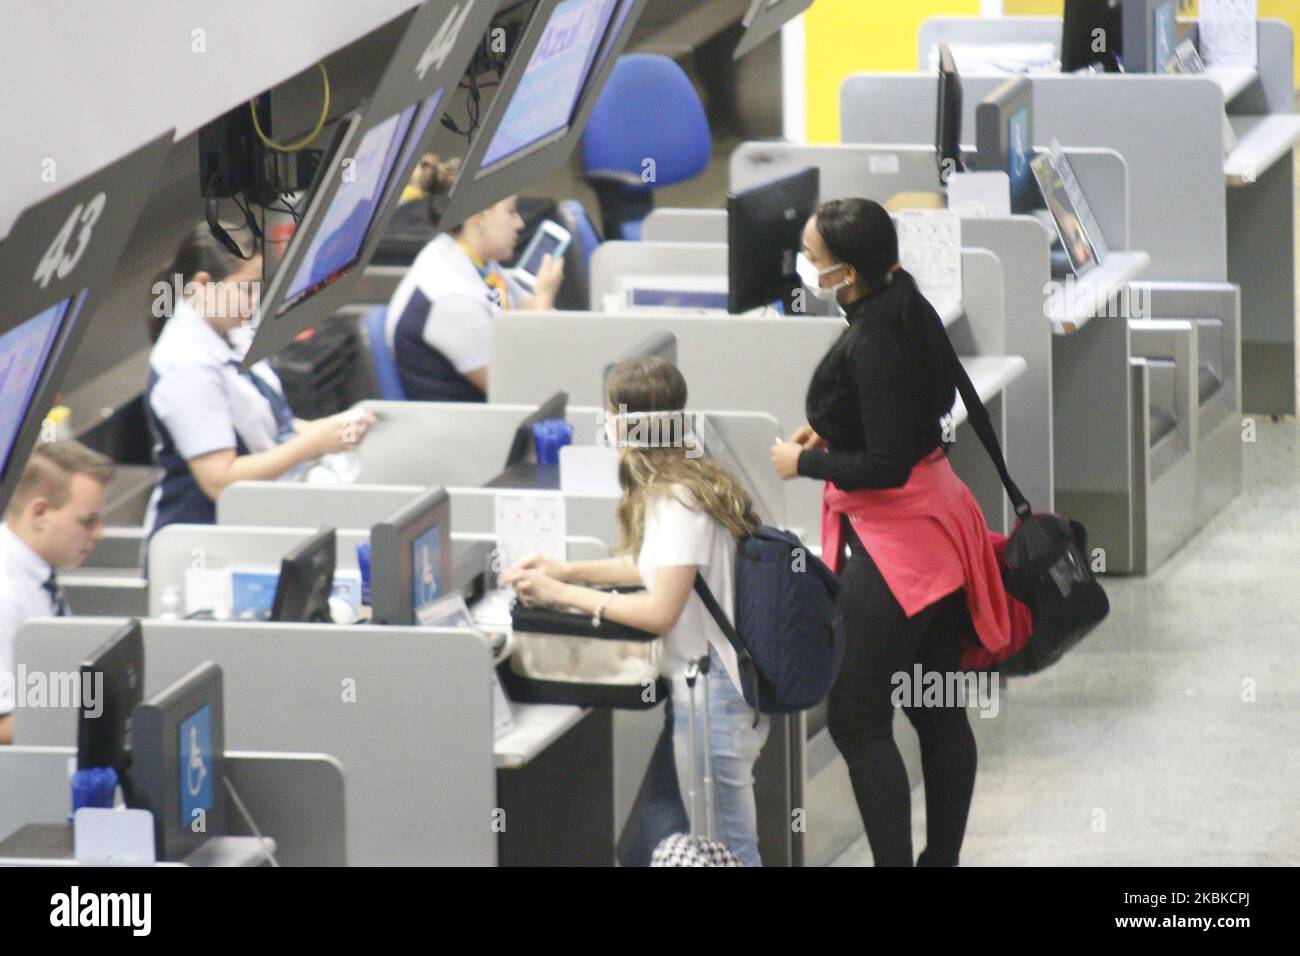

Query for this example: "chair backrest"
[581,54,711,190]
[555,199,600,311]
[363,305,406,401]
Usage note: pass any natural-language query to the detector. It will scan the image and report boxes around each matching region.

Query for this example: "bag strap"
[692,572,762,722]
[945,342,1033,520]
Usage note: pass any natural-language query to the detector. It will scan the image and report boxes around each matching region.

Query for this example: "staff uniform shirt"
[385,233,525,402]
[636,484,745,695]
[0,523,61,716]
[143,299,295,538]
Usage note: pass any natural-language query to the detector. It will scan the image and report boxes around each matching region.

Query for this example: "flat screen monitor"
[506,390,570,467]
[1061,0,1125,73]
[438,0,647,231]
[1121,0,1177,73]
[936,43,965,186]
[76,619,145,798]
[270,528,337,623]
[975,77,1035,214]
[480,0,621,171]
[0,296,77,486]
[276,97,440,315]
[727,166,820,315]
[129,660,226,862]
[370,487,453,626]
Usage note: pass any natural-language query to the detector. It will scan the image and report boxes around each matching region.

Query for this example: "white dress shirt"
[0,522,61,715]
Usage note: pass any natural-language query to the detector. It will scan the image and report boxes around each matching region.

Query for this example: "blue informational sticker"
[1008,107,1032,209]
[412,524,443,616]
[179,704,213,830]
[230,570,280,621]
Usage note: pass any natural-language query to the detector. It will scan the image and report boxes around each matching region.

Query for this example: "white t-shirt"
[636,485,744,695]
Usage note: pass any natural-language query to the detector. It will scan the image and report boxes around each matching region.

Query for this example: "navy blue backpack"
[693,527,845,716]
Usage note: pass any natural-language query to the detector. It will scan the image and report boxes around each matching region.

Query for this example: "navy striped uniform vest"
[392,288,487,403]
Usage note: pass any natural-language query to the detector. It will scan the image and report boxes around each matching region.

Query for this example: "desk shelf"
[951,355,1028,427]
[1204,65,1258,103]
[1047,251,1152,334]
[1224,115,1300,185]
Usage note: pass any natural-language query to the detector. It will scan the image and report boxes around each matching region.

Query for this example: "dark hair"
[605,356,687,414]
[148,222,255,342]
[813,198,899,293]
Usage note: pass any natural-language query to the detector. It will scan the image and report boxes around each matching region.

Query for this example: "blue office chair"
[555,199,602,311]
[363,305,406,400]
[581,54,712,241]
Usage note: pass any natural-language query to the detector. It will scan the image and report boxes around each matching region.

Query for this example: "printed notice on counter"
[1200,0,1258,69]
[495,491,566,574]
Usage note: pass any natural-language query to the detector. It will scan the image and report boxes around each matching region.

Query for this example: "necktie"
[230,362,296,442]
[43,570,70,617]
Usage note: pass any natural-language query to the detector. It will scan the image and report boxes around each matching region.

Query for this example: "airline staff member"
[385,194,564,402]
[1,441,114,744]
[143,224,374,542]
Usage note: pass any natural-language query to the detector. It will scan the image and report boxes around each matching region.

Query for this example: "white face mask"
[796,252,850,302]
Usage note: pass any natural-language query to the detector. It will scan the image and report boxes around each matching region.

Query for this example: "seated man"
[0,441,114,744]
[385,194,564,402]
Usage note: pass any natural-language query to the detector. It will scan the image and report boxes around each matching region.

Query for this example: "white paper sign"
[74,807,156,864]
[494,491,566,574]
[1199,0,1258,69]
[896,209,963,314]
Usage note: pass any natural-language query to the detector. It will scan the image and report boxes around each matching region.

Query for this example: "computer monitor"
[0,130,172,516]
[76,620,145,798]
[734,0,816,60]
[269,528,337,623]
[1122,0,1178,73]
[370,487,453,626]
[603,332,678,394]
[506,390,570,468]
[1061,0,1125,73]
[975,77,1036,214]
[239,0,499,368]
[936,43,965,186]
[438,0,648,230]
[0,297,80,479]
[129,661,225,862]
[727,166,820,315]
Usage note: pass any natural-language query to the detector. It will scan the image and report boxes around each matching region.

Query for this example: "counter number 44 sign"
[32,192,106,289]
[417,1,477,81]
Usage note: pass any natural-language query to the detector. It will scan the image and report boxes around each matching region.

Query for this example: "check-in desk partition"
[849,16,1300,414]
[14,618,501,865]
[640,207,729,244]
[588,240,729,311]
[0,746,347,866]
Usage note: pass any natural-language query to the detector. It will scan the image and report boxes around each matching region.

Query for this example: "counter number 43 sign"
[32,192,107,289]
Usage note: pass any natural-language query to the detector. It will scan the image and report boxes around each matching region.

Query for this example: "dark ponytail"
[148,222,254,342]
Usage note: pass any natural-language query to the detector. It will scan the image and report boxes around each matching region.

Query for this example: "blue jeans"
[669,648,770,866]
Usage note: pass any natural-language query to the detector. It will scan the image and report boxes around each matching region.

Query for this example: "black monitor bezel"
[241,0,501,368]
[76,619,146,795]
[506,389,570,467]
[0,131,173,514]
[726,166,820,315]
[270,527,337,624]
[936,43,965,185]
[370,486,453,626]
[1061,0,1125,73]
[437,0,650,231]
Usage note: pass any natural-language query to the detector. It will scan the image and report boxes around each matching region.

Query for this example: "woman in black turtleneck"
[770,199,999,867]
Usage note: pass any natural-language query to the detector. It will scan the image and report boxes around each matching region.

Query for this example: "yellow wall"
[802,0,982,143]
[1005,0,1300,88]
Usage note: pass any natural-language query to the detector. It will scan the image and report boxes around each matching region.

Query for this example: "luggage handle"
[683,655,715,842]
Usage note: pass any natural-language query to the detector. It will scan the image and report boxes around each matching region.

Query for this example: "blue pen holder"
[532,419,574,466]
[356,542,372,606]
[71,767,119,817]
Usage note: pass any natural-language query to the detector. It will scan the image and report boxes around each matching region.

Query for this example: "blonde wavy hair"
[606,357,761,555]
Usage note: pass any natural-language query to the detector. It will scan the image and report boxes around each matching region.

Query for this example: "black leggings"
[827,527,977,867]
